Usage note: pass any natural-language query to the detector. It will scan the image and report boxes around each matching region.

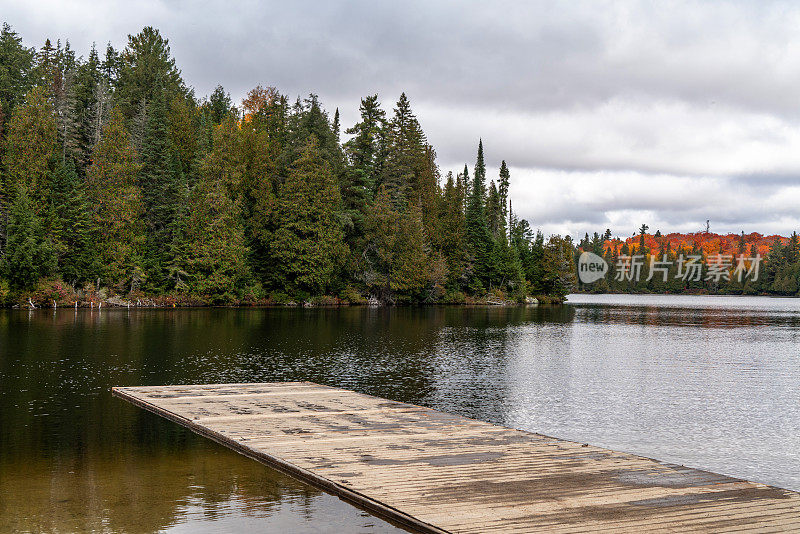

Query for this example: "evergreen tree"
[0,23,36,133]
[379,93,427,207]
[239,87,284,283]
[498,160,510,231]
[72,43,104,171]
[3,185,56,290]
[486,180,503,239]
[49,159,93,283]
[464,139,493,290]
[138,87,185,287]
[115,27,186,119]
[272,137,347,297]
[173,167,250,303]
[206,84,233,125]
[86,107,145,288]
[438,171,466,288]
[344,94,386,216]
[1,86,57,211]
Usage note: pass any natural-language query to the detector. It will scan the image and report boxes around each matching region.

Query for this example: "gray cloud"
[3,0,800,237]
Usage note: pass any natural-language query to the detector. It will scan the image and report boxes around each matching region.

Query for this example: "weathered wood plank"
[112,382,800,533]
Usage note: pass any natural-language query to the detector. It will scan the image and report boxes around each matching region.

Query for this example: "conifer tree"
[116,27,186,118]
[173,167,250,302]
[206,84,233,125]
[138,87,185,286]
[1,86,57,213]
[464,139,493,290]
[272,137,347,297]
[86,107,145,288]
[344,94,386,214]
[438,171,466,288]
[486,180,503,239]
[72,44,104,171]
[380,93,426,207]
[49,159,93,283]
[239,87,283,282]
[498,160,510,230]
[3,185,56,290]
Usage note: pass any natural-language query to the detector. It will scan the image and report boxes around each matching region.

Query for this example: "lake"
[1,294,799,532]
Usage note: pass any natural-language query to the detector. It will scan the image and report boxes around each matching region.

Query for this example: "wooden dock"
[112,382,800,533]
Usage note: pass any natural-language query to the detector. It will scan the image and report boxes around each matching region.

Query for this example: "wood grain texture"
[112,382,800,533]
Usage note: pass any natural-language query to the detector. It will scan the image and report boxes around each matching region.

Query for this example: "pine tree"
[1,86,57,212]
[173,168,250,303]
[272,137,347,297]
[3,185,56,290]
[498,160,510,232]
[464,139,493,290]
[115,27,186,119]
[86,107,145,288]
[49,159,94,284]
[0,23,36,132]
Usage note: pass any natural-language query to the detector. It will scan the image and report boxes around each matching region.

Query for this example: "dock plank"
[112,382,800,533]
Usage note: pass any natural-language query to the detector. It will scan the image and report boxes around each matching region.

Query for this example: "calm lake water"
[1,294,799,532]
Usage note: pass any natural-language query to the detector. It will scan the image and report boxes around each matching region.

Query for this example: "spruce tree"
[86,107,145,288]
[343,94,386,214]
[174,169,250,303]
[498,160,510,224]
[438,171,466,288]
[138,87,184,287]
[2,86,57,211]
[464,139,493,290]
[206,84,233,125]
[486,180,503,239]
[0,23,36,133]
[49,159,94,284]
[115,27,186,119]
[272,137,347,297]
[379,93,426,207]
[3,185,56,290]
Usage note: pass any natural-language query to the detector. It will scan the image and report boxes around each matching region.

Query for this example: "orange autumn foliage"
[600,232,788,257]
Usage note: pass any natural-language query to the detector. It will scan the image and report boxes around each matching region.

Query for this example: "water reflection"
[1,298,800,532]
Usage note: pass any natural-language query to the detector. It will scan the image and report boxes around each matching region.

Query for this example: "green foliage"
[87,107,145,289]
[2,86,57,209]
[173,170,250,303]
[464,140,494,287]
[0,23,573,305]
[48,159,94,283]
[115,26,186,118]
[272,137,348,297]
[3,185,56,290]
[0,23,36,128]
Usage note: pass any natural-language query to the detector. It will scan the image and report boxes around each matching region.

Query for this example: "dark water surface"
[1,295,799,532]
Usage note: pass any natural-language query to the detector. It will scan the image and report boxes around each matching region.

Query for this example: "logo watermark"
[578,253,762,284]
[577,252,609,283]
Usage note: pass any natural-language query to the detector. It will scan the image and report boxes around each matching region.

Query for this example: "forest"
[0,24,576,307]
[577,228,800,296]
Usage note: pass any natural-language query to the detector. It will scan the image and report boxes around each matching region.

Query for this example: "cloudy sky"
[4,0,800,238]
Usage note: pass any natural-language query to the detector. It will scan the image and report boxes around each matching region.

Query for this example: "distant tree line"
[0,24,575,305]
[577,227,800,296]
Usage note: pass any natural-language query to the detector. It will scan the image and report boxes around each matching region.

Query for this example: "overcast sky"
[4,0,800,238]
